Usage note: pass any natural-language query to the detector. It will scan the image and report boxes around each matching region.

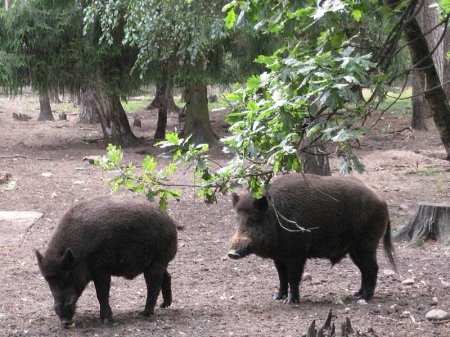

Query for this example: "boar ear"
[35,250,44,267]
[231,192,239,208]
[253,196,269,213]
[61,248,75,269]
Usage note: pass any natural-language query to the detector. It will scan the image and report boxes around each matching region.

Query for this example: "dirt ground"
[0,94,449,337]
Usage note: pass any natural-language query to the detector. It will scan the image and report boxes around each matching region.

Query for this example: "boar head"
[35,249,84,326]
[228,192,276,259]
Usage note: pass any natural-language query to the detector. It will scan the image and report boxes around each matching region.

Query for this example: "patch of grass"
[174,95,229,112]
[53,102,78,114]
[332,297,344,305]
[122,97,148,114]
[397,173,406,181]
[24,102,40,112]
[414,167,440,177]
[363,87,412,115]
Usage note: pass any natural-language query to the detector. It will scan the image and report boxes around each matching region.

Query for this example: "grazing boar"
[228,174,396,304]
[35,195,177,327]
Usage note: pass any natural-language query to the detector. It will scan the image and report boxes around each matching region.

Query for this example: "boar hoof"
[160,301,171,308]
[353,288,374,301]
[283,293,300,304]
[140,309,154,317]
[273,293,287,301]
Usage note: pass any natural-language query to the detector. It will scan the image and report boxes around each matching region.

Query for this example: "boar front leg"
[93,273,113,322]
[284,258,306,304]
[273,260,288,300]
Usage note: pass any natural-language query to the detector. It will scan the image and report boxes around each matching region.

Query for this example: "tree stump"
[303,309,378,337]
[395,202,450,245]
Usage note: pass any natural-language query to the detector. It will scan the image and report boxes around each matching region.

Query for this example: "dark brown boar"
[228,174,396,304]
[35,195,177,327]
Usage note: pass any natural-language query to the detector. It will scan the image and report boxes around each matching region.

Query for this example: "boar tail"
[383,219,397,272]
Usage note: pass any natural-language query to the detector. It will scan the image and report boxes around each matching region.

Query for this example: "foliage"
[84,0,231,84]
[96,135,219,209]
[0,0,83,95]
[0,0,142,99]
[97,1,417,206]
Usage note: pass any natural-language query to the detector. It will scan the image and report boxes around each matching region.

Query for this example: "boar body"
[36,195,177,326]
[229,174,396,303]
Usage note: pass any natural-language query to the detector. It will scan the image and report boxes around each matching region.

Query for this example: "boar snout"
[229,233,251,259]
[227,249,241,259]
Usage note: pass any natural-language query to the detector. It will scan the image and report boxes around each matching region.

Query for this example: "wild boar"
[35,195,177,327]
[228,174,396,303]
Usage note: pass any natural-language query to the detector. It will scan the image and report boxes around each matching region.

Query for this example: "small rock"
[399,204,409,210]
[383,269,396,277]
[59,112,67,120]
[133,116,142,127]
[425,309,450,321]
[302,273,312,281]
[344,307,351,312]
[0,172,12,184]
[357,299,367,305]
[402,278,415,285]
[0,313,5,320]
[401,310,410,317]
[441,280,450,289]
[432,297,438,304]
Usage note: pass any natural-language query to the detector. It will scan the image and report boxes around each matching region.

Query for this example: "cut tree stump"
[303,310,377,337]
[395,202,450,245]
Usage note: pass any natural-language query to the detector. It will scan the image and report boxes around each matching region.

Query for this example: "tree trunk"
[395,202,450,246]
[409,0,449,130]
[38,92,54,121]
[91,88,138,147]
[79,87,100,124]
[48,88,62,104]
[398,0,450,160]
[299,135,331,176]
[182,82,218,146]
[153,67,170,139]
[419,0,450,97]
[411,69,429,130]
[148,82,181,114]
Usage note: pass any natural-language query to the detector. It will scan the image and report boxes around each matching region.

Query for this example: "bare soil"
[0,94,449,337]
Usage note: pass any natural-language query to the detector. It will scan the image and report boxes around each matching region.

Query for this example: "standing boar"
[228,174,396,303]
[35,195,177,327]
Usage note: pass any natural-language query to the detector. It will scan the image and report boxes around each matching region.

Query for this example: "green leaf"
[142,155,157,173]
[165,132,180,145]
[246,75,261,89]
[224,8,236,29]
[352,9,362,22]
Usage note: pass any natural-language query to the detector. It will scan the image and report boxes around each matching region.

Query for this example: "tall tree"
[85,0,270,146]
[410,0,449,131]
[385,0,450,159]
[0,0,140,146]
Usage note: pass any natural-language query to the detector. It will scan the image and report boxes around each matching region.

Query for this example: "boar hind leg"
[141,265,165,316]
[160,271,172,308]
[93,274,113,322]
[284,258,306,304]
[273,260,288,300]
[349,248,378,301]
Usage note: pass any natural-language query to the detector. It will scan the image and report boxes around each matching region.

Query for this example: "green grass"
[174,95,229,112]
[122,96,148,114]
[363,87,412,114]
[413,167,441,177]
